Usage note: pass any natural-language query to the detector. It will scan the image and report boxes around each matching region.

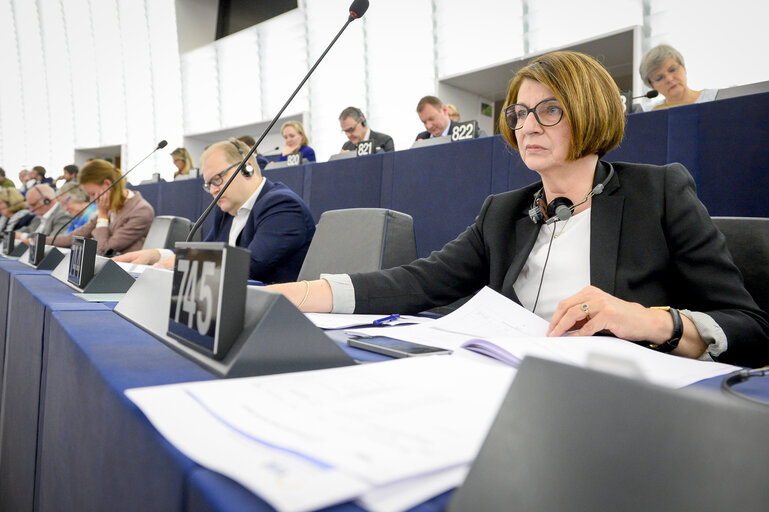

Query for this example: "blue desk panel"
[0,259,46,395]
[307,155,385,223]
[36,309,215,512]
[129,93,769,260]
[389,138,496,258]
[0,274,107,512]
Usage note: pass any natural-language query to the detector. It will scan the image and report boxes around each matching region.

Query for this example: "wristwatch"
[649,306,683,353]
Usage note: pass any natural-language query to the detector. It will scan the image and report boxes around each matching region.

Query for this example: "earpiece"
[228,139,255,178]
[529,163,615,225]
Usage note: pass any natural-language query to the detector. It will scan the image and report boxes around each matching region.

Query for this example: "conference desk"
[0,263,766,511]
[131,92,769,259]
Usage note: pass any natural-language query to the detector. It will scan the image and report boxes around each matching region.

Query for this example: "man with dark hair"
[56,164,79,184]
[338,107,394,153]
[237,134,269,170]
[31,165,55,189]
[0,168,15,189]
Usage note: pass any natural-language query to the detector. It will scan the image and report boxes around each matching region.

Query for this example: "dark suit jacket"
[204,179,315,284]
[350,161,769,367]
[414,120,487,141]
[342,129,395,153]
[415,120,458,141]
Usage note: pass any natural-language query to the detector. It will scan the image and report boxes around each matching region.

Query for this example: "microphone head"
[646,90,659,99]
[348,0,369,19]
[157,140,168,149]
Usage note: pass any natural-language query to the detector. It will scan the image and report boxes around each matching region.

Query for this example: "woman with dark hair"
[48,159,154,255]
[269,51,769,368]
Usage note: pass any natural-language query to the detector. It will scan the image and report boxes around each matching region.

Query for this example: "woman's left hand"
[548,286,669,343]
[96,190,111,217]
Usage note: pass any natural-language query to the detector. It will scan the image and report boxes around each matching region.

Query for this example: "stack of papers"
[127,356,515,512]
[346,287,739,389]
[127,286,740,511]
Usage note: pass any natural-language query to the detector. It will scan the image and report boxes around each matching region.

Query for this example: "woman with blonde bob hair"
[277,120,316,162]
[269,51,768,368]
[171,147,194,177]
[48,159,155,255]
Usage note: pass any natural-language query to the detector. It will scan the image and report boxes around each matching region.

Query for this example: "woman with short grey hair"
[639,44,717,110]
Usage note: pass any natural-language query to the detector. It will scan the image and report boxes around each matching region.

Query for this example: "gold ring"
[581,303,590,319]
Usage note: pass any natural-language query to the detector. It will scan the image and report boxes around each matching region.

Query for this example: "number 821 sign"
[167,243,249,359]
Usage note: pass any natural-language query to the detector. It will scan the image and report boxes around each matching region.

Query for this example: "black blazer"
[341,129,394,153]
[350,161,769,367]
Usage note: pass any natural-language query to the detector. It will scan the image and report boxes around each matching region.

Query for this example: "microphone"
[49,140,168,245]
[348,0,369,20]
[632,90,659,100]
[186,0,370,242]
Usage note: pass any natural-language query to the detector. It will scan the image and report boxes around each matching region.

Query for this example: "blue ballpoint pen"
[372,314,400,326]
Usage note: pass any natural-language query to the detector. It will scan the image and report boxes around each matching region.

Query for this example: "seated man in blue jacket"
[114,139,315,284]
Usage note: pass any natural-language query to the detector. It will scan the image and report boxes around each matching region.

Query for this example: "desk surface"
[0,264,767,511]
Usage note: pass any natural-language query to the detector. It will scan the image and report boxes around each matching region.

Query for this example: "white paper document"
[347,286,738,388]
[126,356,515,512]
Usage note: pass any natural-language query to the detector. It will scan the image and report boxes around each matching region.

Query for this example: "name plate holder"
[51,236,135,293]
[19,233,65,270]
[450,120,479,142]
[1,231,29,258]
[114,242,355,378]
[356,140,375,156]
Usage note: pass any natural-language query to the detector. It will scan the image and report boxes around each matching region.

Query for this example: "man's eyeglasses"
[202,163,238,193]
[505,99,564,130]
[341,120,361,135]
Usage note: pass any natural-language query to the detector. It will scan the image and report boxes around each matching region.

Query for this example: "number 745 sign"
[167,243,250,359]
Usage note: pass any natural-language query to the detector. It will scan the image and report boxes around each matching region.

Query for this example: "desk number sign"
[285,152,302,167]
[356,140,374,156]
[450,120,478,142]
[28,233,46,266]
[167,242,249,359]
[67,236,97,288]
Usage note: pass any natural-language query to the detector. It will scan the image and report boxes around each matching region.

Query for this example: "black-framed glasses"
[505,99,564,130]
[341,120,360,134]
[202,163,238,193]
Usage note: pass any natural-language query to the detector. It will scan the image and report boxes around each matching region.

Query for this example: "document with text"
[126,356,515,512]
[347,286,739,388]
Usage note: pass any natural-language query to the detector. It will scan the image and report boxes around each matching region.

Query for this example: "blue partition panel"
[308,154,385,223]
[0,274,106,512]
[263,164,310,203]
[389,138,496,258]
[36,309,214,511]
[606,108,670,165]
[677,92,769,217]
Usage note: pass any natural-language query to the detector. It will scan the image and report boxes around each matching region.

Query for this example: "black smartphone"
[347,335,452,358]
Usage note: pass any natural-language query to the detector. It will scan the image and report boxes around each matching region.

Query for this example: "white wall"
[1,0,768,182]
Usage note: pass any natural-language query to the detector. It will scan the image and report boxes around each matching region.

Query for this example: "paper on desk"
[346,286,547,347]
[72,292,126,303]
[304,313,432,330]
[461,335,739,388]
[357,465,469,512]
[349,286,738,388]
[126,356,515,512]
[113,260,152,274]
